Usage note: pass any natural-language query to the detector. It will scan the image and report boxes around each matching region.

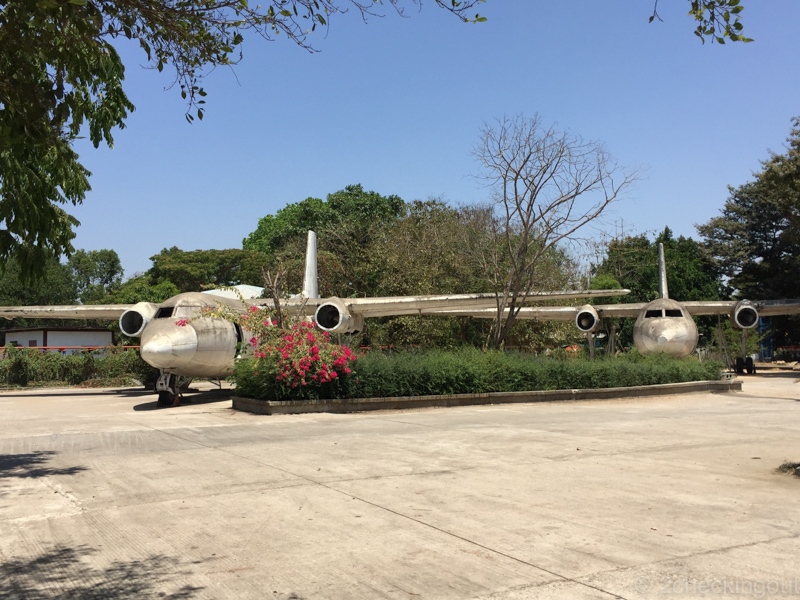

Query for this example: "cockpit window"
[174,306,202,318]
[155,307,174,319]
[664,309,683,318]
[645,309,662,318]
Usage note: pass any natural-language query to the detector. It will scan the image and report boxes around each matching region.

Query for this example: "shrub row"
[233,347,724,401]
[0,345,158,387]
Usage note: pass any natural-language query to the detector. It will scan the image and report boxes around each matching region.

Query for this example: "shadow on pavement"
[133,389,232,411]
[0,388,154,398]
[0,544,204,599]
[0,451,86,480]
[750,370,800,379]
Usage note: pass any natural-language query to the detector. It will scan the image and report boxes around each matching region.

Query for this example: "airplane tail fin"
[302,231,319,299]
[658,242,669,299]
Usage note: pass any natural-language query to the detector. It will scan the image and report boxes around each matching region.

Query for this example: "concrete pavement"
[0,375,798,599]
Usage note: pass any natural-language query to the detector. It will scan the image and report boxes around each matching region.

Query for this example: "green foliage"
[0,254,77,308]
[0,345,157,387]
[243,184,408,307]
[245,187,587,352]
[190,302,356,401]
[593,228,721,348]
[0,0,133,277]
[698,116,800,344]
[698,117,800,300]
[686,0,752,44]
[233,347,723,400]
[0,253,81,343]
[68,249,124,303]
[596,228,720,303]
[0,2,484,279]
[105,276,181,304]
[148,248,273,292]
[243,184,405,260]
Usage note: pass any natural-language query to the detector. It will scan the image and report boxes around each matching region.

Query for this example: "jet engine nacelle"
[314,298,364,334]
[732,300,759,330]
[119,302,159,337]
[575,305,602,333]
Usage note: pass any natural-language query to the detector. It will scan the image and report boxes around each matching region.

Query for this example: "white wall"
[6,330,44,348]
[48,331,111,349]
[4,330,112,355]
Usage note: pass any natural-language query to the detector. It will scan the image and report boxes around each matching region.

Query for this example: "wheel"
[746,356,755,374]
[735,357,745,374]
[157,390,174,406]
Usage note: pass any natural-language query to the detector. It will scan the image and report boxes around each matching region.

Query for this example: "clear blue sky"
[69,0,800,278]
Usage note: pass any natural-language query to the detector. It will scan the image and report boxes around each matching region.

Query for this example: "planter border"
[231,379,741,415]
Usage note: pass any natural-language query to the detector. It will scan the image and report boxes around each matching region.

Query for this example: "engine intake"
[732,300,759,329]
[119,302,159,337]
[575,305,601,333]
[314,298,364,334]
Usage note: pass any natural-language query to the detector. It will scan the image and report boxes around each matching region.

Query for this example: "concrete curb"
[231,378,742,415]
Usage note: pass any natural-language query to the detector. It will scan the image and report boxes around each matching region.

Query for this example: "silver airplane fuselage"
[137,292,243,378]
[632,297,699,358]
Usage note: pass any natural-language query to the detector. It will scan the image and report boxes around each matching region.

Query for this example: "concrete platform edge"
[231,378,742,415]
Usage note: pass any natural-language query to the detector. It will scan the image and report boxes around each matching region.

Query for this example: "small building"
[3,327,114,355]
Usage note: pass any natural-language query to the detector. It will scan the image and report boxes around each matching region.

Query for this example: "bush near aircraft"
[233,347,724,402]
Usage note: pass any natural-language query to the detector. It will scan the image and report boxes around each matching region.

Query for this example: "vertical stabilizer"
[658,242,669,299]
[302,231,319,299]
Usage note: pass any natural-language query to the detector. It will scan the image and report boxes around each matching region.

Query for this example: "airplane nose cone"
[141,324,198,369]
[658,335,669,345]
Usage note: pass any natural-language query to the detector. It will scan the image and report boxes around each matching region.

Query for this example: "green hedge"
[233,347,724,400]
[0,345,158,387]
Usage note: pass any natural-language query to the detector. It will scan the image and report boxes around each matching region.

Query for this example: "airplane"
[433,243,800,372]
[0,232,631,405]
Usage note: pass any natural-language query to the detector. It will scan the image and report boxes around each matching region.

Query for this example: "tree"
[243,184,404,256]
[68,249,124,304]
[105,276,180,304]
[0,254,78,343]
[698,116,800,345]
[0,1,485,280]
[651,0,752,44]
[593,228,721,348]
[697,117,800,300]
[364,198,492,348]
[148,248,273,292]
[243,184,406,297]
[470,114,637,349]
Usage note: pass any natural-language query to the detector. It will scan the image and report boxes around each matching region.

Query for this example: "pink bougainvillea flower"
[175,319,189,327]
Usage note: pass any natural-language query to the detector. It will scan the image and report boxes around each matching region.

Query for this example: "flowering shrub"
[256,321,357,389]
[178,302,358,401]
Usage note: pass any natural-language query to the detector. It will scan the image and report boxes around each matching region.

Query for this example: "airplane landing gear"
[155,372,189,406]
[734,329,757,375]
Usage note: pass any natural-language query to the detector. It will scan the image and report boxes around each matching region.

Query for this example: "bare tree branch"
[470,114,639,348]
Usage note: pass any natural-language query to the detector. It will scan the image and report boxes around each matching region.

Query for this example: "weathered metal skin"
[732,300,759,329]
[137,292,243,378]
[632,298,699,358]
[315,298,364,334]
[119,302,159,337]
[575,304,602,333]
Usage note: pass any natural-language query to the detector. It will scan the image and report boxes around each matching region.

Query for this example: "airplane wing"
[424,303,647,320]
[0,305,133,320]
[679,299,800,317]
[431,299,800,321]
[251,289,632,318]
